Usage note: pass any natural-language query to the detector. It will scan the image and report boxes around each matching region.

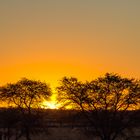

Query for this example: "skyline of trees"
[0,73,139,140]
[0,73,140,110]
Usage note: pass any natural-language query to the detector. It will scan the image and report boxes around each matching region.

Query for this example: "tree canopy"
[57,73,140,140]
[0,78,51,109]
[0,78,52,140]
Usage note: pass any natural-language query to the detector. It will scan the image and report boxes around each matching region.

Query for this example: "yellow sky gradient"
[0,0,140,98]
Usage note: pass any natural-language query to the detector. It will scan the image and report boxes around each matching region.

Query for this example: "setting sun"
[41,101,58,109]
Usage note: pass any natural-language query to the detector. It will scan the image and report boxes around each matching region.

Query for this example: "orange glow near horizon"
[41,101,59,109]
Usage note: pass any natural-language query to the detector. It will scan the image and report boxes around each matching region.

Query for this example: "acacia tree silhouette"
[0,78,51,140]
[57,73,140,140]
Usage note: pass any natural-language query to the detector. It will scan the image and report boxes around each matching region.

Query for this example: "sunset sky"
[0,0,140,89]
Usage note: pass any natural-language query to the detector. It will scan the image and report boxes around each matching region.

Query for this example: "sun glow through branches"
[41,101,58,109]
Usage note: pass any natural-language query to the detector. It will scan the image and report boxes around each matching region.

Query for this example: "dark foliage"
[57,73,140,140]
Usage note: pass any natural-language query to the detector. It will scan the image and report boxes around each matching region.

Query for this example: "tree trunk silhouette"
[7,128,10,140]
[0,131,2,140]
[25,128,31,140]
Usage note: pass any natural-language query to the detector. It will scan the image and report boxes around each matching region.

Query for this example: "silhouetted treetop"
[57,73,140,111]
[57,73,140,140]
[57,77,88,109]
[0,78,52,109]
[0,78,52,140]
[86,73,140,111]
